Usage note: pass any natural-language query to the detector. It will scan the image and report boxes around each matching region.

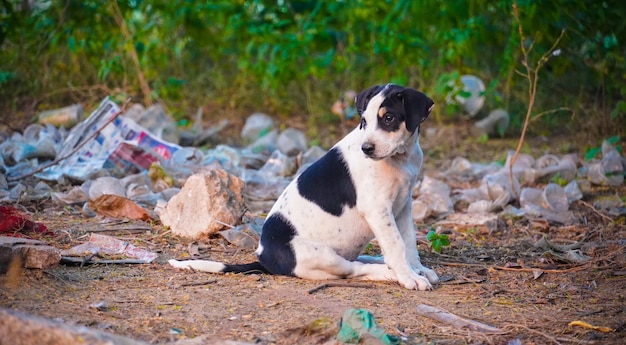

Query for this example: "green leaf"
[584,147,600,161]
[67,36,76,52]
[426,230,450,253]
[606,135,620,145]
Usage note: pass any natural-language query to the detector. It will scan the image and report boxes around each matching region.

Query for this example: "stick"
[60,256,148,265]
[7,99,131,182]
[109,2,152,106]
[416,304,504,334]
[180,279,218,287]
[508,2,566,203]
[306,282,376,295]
[576,200,614,223]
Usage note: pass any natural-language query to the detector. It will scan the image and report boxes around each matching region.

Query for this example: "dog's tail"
[168,259,270,274]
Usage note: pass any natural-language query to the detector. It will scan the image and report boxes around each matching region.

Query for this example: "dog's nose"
[361,143,375,156]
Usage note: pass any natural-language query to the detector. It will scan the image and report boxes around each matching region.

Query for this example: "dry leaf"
[88,194,153,221]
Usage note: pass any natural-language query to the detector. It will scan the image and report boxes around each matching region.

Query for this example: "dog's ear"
[398,88,434,133]
[355,85,383,116]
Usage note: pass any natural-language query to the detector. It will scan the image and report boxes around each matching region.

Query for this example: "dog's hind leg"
[290,238,403,283]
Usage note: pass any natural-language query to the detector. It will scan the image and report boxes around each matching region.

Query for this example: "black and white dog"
[169,84,439,290]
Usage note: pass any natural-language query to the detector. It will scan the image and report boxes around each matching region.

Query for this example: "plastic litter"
[454,75,485,117]
[123,103,179,144]
[38,104,83,128]
[88,176,126,200]
[587,140,624,186]
[519,183,576,224]
[592,194,625,216]
[61,233,157,263]
[412,176,453,221]
[474,108,510,136]
[336,308,398,345]
[36,97,181,181]
[276,128,308,156]
[0,205,52,237]
[241,112,275,142]
[0,124,58,167]
[219,221,262,250]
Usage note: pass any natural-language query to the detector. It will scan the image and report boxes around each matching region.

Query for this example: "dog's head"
[355,84,434,159]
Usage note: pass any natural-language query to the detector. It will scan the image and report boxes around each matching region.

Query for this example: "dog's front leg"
[396,200,439,284]
[363,207,432,291]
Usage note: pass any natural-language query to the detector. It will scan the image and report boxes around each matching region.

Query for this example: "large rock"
[0,237,61,272]
[0,308,150,345]
[159,169,246,239]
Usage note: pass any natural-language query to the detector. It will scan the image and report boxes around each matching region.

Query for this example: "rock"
[173,335,254,345]
[0,237,61,272]
[0,308,150,345]
[159,169,246,239]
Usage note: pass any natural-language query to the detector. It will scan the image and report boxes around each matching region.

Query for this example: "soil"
[1,123,625,345]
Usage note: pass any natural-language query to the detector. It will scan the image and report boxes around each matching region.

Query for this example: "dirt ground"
[1,125,625,344]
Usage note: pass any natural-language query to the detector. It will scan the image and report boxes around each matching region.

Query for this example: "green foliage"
[584,135,621,161]
[549,173,569,187]
[0,0,624,139]
[426,230,450,253]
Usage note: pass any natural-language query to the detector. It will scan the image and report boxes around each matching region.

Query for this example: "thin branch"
[7,99,131,182]
[108,1,152,106]
[576,200,614,223]
[508,3,566,202]
[38,84,116,102]
[530,107,573,122]
[307,282,376,295]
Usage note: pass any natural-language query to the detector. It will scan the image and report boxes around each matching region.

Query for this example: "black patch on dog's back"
[297,147,356,216]
[258,213,297,276]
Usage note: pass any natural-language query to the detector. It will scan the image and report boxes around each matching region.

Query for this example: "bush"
[1,0,624,139]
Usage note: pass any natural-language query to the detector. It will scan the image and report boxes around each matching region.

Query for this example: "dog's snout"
[361,142,375,156]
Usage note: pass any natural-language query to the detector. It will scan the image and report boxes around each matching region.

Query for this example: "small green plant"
[426,230,450,253]
[363,243,376,255]
[550,173,569,187]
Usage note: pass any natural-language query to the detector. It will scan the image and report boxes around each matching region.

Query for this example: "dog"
[169,84,439,290]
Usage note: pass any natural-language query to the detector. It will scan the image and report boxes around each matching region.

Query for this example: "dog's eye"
[383,113,395,124]
[360,118,366,129]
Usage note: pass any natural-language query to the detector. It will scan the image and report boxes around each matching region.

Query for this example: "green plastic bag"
[336,308,399,344]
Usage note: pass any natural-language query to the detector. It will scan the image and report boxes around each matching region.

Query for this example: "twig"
[87,225,152,233]
[307,282,376,295]
[37,84,116,103]
[180,279,218,287]
[7,99,131,182]
[529,107,574,122]
[60,256,149,265]
[494,244,626,273]
[502,324,561,345]
[508,2,566,203]
[576,199,614,223]
[415,304,504,334]
[109,1,152,106]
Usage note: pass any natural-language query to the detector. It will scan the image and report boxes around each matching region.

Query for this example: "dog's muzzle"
[361,142,375,157]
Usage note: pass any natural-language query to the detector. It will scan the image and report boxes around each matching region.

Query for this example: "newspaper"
[37,97,180,181]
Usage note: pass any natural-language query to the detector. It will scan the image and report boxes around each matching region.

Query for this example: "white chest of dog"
[170,84,439,290]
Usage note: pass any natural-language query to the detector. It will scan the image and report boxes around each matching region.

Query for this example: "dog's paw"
[420,267,439,285]
[398,273,433,291]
